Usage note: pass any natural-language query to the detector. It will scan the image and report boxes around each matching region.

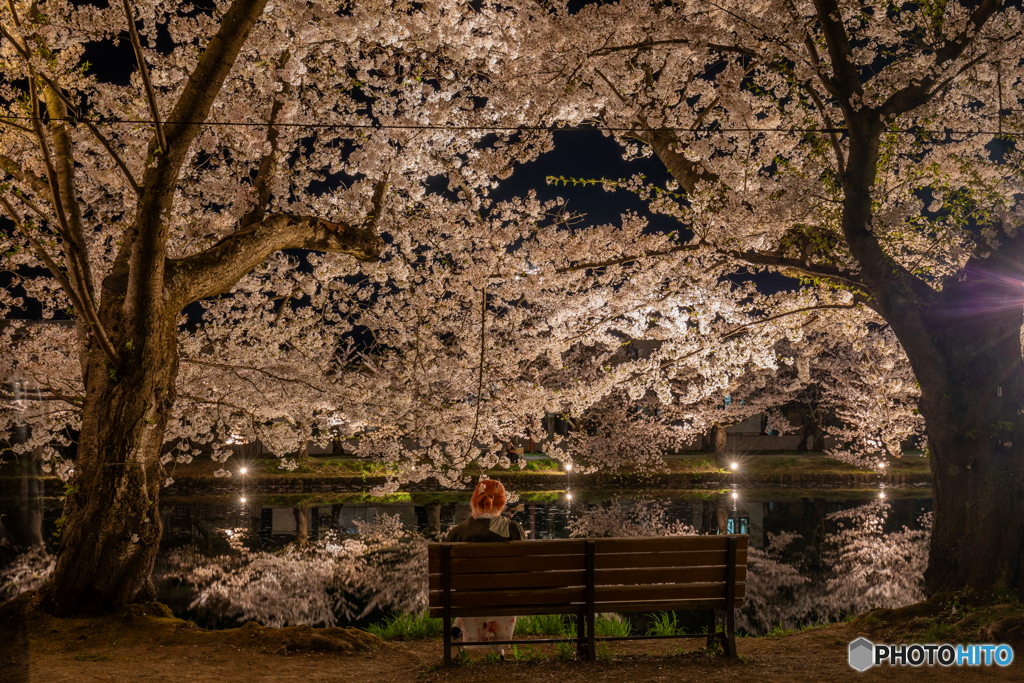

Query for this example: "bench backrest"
[427,535,748,618]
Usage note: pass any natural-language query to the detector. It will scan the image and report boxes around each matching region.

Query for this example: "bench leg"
[587,610,596,662]
[443,616,451,666]
[705,609,716,650]
[724,607,737,659]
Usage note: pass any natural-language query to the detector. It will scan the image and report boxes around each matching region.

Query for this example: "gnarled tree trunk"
[38,324,178,615]
[913,255,1024,593]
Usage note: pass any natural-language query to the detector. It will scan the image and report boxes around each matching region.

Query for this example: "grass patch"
[515,613,630,638]
[923,621,957,642]
[647,611,689,636]
[516,614,569,636]
[365,611,443,641]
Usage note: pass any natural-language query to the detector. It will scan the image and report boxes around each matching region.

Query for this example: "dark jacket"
[445,514,526,543]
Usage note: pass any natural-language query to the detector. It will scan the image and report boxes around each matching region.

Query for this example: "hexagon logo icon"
[848,637,874,672]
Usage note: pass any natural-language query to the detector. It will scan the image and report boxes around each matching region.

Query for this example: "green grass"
[647,611,685,636]
[765,624,796,637]
[515,614,630,638]
[516,614,570,636]
[923,621,957,643]
[365,611,443,641]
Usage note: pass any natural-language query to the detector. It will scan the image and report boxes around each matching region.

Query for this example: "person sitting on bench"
[444,479,526,654]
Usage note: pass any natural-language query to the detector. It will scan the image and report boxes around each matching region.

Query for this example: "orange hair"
[471,479,506,515]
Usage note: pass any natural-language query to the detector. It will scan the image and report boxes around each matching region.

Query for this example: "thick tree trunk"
[37,332,177,616]
[913,262,1024,594]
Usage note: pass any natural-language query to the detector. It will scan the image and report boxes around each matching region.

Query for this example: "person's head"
[471,479,506,516]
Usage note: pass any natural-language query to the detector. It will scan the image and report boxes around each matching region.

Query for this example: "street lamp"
[730,462,738,471]
[239,467,248,475]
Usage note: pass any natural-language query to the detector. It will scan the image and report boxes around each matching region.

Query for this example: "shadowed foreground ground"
[2,591,1021,682]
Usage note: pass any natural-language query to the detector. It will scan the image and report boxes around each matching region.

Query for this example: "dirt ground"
[3,592,1022,683]
[11,626,1024,683]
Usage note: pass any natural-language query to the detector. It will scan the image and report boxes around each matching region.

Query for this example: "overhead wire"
[0,114,1022,137]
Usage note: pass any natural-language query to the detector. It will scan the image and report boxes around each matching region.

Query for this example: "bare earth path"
[21,625,1022,683]
[5,591,1021,682]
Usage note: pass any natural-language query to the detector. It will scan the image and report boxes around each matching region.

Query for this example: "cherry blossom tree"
[0,0,536,615]
[491,0,1024,594]
[4,0,1015,619]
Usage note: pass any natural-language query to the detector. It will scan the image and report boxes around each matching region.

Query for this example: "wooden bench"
[427,534,747,664]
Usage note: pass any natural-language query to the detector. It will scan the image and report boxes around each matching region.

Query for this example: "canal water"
[0,486,932,636]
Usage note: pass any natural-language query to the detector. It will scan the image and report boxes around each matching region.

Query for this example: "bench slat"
[427,597,742,619]
[428,549,747,574]
[428,540,588,560]
[428,565,748,591]
[426,535,747,561]
[429,582,745,609]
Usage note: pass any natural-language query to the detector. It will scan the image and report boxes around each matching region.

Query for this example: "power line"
[1,114,1023,137]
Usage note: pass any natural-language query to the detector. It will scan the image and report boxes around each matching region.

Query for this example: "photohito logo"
[848,637,1014,670]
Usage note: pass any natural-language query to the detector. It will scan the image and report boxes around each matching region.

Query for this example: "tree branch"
[127,0,269,318]
[811,0,864,100]
[0,195,120,366]
[42,83,98,305]
[554,243,702,274]
[121,0,166,153]
[239,51,291,229]
[180,357,331,394]
[590,38,757,59]
[733,251,865,291]
[0,153,50,196]
[801,80,846,177]
[166,213,383,306]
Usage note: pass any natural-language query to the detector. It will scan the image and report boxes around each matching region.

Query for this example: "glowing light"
[239,467,248,474]
[878,492,886,499]
[877,462,886,469]
[240,497,247,503]
[731,491,738,500]
[565,462,573,472]
[567,492,573,501]
[730,462,738,471]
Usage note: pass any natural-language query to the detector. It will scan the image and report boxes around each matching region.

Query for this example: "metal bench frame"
[428,535,745,665]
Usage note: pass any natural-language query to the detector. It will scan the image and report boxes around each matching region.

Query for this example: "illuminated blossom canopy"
[1,0,1022,612]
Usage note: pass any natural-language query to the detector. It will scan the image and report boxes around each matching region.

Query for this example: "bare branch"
[590,38,757,59]
[733,251,865,291]
[0,116,32,133]
[166,213,383,306]
[121,0,166,153]
[554,243,702,274]
[180,357,331,394]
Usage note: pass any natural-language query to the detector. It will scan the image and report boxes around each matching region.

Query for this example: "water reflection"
[1,490,931,634]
